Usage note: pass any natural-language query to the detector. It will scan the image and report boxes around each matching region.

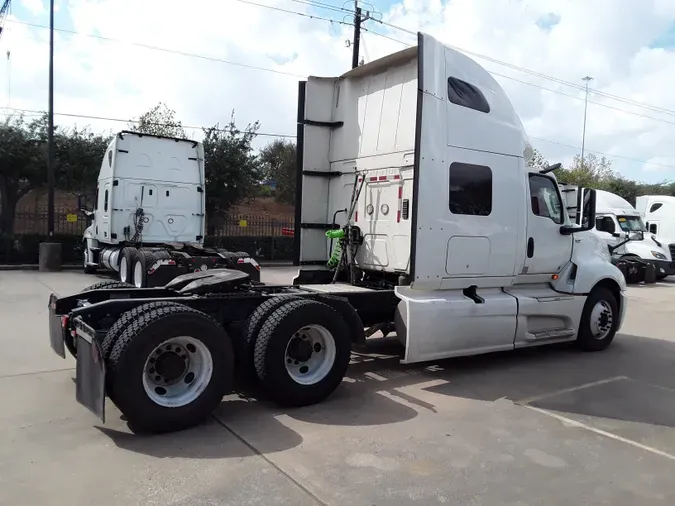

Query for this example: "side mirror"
[629,230,644,241]
[560,188,596,235]
[77,194,87,212]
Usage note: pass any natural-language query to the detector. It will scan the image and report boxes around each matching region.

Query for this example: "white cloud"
[2,0,675,182]
[19,0,46,17]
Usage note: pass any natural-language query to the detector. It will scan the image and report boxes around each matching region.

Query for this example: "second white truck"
[78,131,261,287]
[561,186,673,282]
[48,32,627,434]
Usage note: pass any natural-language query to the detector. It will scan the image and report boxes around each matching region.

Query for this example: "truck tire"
[119,247,138,284]
[254,299,351,407]
[82,280,134,292]
[108,302,234,433]
[102,301,186,401]
[237,295,302,382]
[132,249,156,288]
[576,287,619,352]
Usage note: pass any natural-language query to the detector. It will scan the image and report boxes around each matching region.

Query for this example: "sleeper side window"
[449,162,492,216]
[447,77,490,113]
[529,175,563,224]
[104,189,109,213]
[650,203,663,213]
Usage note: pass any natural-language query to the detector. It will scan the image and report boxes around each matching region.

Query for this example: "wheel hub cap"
[148,344,189,385]
[284,325,336,385]
[590,301,613,339]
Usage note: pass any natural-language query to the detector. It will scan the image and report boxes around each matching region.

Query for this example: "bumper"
[649,259,675,277]
[48,293,106,422]
[617,290,628,332]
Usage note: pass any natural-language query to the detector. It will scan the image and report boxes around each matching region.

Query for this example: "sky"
[2,0,675,183]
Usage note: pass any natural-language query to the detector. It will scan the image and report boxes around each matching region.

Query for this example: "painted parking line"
[516,376,629,405]
[524,404,675,462]
[516,376,675,463]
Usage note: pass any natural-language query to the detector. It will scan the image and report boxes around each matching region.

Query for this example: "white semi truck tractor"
[77,130,260,287]
[561,185,672,282]
[49,33,627,434]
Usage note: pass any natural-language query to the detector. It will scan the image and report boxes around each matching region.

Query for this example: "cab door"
[523,174,573,275]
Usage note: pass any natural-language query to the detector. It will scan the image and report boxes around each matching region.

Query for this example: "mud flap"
[73,318,106,423]
[48,293,66,358]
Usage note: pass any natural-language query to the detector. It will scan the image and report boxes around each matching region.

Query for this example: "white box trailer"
[48,33,627,434]
[79,131,260,287]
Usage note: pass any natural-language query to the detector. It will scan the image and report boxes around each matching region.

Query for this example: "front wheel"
[576,287,619,352]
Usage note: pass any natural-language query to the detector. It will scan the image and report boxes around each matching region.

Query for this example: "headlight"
[651,250,667,260]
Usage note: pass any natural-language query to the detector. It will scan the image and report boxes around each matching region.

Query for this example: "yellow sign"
[239,220,248,228]
[66,214,78,223]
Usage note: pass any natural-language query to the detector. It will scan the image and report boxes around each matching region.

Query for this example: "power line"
[2,106,672,171]
[293,1,675,118]
[231,0,352,27]
[531,136,675,170]
[0,106,296,138]
[8,19,306,78]
[359,27,675,127]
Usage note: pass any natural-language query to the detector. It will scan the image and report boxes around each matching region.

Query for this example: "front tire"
[254,299,351,407]
[108,303,234,433]
[576,287,618,351]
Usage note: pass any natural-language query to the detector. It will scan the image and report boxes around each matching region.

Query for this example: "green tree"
[555,153,614,188]
[526,148,550,170]
[0,114,45,234]
[128,102,187,138]
[202,112,261,233]
[258,139,296,204]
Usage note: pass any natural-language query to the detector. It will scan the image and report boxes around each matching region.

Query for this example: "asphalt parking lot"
[2,268,675,505]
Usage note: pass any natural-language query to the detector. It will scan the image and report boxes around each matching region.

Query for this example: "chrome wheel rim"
[133,260,144,288]
[284,324,336,385]
[119,257,128,282]
[142,336,213,408]
[589,300,613,339]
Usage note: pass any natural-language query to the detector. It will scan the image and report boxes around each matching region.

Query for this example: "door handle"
[527,237,534,258]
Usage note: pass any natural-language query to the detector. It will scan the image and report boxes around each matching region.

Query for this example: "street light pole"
[47,0,55,238]
[580,75,593,169]
[39,0,61,271]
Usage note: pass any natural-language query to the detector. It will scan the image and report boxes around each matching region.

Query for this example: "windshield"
[617,215,646,232]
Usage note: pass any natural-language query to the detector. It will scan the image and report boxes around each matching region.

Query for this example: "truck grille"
[669,244,675,260]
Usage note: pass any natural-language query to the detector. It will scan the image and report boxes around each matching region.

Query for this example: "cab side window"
[449,162,492,216]
[529,175,563,224]
[596,216,616,234]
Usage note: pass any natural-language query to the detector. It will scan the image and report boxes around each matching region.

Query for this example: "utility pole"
[47,0,55,238]
[580,75,593,169]
[39,0,61,271]
[351,1,369,69]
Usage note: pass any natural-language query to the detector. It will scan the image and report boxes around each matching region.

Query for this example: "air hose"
[326,229,345,268]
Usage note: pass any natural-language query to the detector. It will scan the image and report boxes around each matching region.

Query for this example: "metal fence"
[13,208,295,238]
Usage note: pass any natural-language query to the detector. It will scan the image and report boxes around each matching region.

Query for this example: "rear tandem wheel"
[107,302,235,433]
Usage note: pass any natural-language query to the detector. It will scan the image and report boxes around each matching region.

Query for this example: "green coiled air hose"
[326,229,345,268]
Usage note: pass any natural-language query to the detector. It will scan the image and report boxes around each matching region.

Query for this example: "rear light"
[61,315,69,329]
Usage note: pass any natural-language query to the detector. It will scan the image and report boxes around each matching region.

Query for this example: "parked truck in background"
[636,195,675,260]
[48,32,627,434]
[78,130,260,287]
[561,185,672,282]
